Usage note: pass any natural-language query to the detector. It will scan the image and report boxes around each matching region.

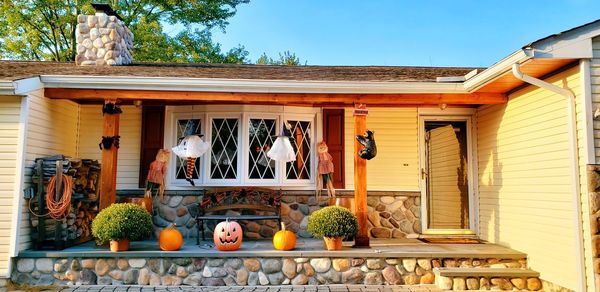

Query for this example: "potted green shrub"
[307,205,358,250]
[91,203,153,252]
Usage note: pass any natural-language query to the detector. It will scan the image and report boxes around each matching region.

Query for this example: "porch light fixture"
[439,103,448,110]
[267,123,296,162]
[172,134,210,185]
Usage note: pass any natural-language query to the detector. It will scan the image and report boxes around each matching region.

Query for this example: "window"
[248,118,277,180]
[285,120,312,181]
[174,118,202,182]
[209,118,239,180]
[166,106,318,187]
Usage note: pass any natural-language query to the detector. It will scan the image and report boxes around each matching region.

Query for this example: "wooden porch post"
[99,100,121,209]
[353,104,370,247]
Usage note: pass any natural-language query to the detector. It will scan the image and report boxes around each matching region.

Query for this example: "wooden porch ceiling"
[44,88,507,106]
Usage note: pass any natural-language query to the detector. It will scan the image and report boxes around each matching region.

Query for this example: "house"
[1,7,600,291]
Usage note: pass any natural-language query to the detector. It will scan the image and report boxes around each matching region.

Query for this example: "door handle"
[421,168,428,179]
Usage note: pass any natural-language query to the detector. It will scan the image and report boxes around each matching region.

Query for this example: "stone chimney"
[75,4,133,66]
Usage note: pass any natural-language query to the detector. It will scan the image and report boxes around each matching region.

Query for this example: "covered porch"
[15,238,535,290]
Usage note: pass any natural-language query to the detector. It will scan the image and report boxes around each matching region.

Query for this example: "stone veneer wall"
[12,257,529,287]
[130,190,421,240]
[75,13,133,66]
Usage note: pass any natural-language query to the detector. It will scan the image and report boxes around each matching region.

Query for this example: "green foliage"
[256,51,305,65]
[307,206,358,238]
[91,203,153,245]
[0,0,249,62]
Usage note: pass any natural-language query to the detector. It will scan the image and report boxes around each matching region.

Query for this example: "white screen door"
[420,117,475,234]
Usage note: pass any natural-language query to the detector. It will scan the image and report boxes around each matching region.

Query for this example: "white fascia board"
[0,80,15,95]
[463,49,532,92]
[39,75,466,94]
[12,77,43,95]
[529,21,600,59]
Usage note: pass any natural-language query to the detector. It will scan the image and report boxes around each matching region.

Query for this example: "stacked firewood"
[65,202,98,239]
[30,156,100,245]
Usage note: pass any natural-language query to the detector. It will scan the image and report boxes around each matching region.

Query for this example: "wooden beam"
[353,105,369,247]
[99,100,120,210]
[45,88,507,105]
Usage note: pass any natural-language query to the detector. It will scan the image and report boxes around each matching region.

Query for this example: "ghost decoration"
[266,123,296,162]
[172,135,210,186]
[356,130,377,160]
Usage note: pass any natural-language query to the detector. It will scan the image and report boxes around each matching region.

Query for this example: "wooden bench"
[187,187,282,244]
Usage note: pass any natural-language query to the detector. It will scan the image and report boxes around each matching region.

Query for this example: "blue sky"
[205,0,600,67]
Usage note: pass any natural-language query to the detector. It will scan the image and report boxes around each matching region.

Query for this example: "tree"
[256,51,305,65]
[0,0,249,62]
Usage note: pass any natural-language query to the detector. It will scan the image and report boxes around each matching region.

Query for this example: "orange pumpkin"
[273,222,296,251]
[214,219,243,251]
[159,224,183,251]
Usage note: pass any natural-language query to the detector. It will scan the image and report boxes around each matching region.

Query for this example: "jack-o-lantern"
[273,222,296,251]
[213,219,243,251]
[159,224,183,251]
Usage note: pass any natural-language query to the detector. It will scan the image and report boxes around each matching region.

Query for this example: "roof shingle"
[0,61,481,82]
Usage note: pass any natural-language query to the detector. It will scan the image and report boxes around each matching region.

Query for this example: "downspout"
[512,63,586,291]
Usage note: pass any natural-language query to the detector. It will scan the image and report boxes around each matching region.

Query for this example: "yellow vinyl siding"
[0,96,22,276]
[19,90,79,252]
[477,66,581,290]
[344,108,418,190]
[78,105,141,189]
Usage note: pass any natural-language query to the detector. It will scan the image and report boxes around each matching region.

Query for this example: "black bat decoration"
[99,136,120,150]
[102,102,123,115]
[356,130,377,160]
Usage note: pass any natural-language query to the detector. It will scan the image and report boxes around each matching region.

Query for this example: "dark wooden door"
[323,109,345,189]
[139,105,165,187]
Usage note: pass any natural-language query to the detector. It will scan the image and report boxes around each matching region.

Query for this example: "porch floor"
[19,238,525,259]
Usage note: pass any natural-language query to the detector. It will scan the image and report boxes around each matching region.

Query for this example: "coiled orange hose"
[45,175,72,220]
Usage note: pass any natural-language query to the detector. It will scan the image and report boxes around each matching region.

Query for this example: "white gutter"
[512,63,586,292]
[0,80,15,95]
[464,49,532,92]
[39,75,466,94]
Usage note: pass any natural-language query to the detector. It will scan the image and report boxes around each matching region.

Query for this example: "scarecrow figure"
[316,141,335,199]
[146,149,170,202]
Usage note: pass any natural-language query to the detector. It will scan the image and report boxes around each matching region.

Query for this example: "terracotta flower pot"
[323,236,343,251]
[110,239,130,252]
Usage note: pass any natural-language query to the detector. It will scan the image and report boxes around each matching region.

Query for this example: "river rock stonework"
[12,257,527,287]
[136,191,421,240]
[75,12,133,66]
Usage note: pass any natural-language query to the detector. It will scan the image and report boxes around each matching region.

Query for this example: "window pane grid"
[286,120,312,180]
[210,118,239,180]
[248,118,276,180]
[175,119,201,180]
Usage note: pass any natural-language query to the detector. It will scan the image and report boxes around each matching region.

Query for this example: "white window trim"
[164,105,320,189]
[165,112,206,187]
[244,113,280,186]
[282,113,317,186]
[205,113,243,186]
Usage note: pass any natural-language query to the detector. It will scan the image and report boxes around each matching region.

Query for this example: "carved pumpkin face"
[213,220,243,251]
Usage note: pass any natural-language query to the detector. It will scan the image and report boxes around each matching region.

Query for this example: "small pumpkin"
[213,219,243,251]
[159,224,183,251]
[273,222,296,251]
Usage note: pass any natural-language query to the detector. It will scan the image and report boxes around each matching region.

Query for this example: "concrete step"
[433,267,543,291]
